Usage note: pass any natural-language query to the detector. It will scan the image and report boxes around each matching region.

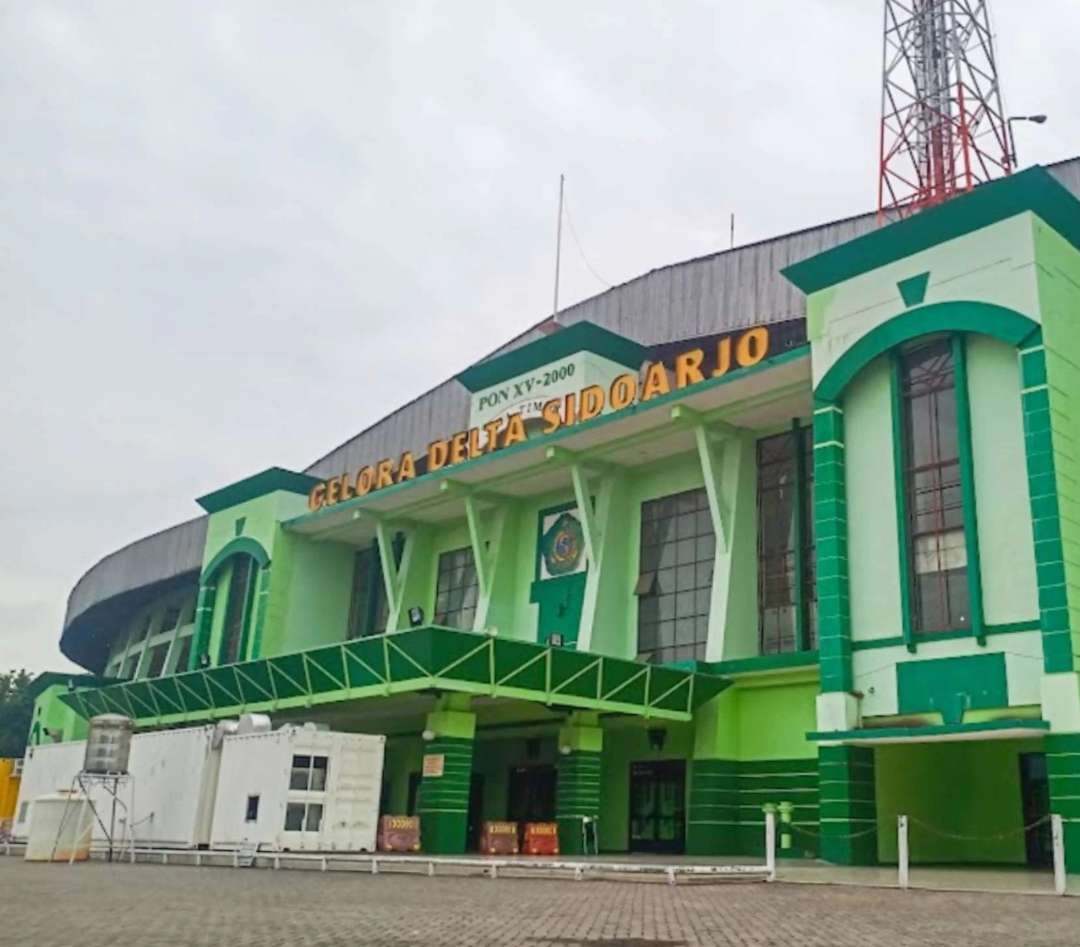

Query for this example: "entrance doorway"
[466,773,485,852]
[507,765,557,823]
[1019,752,1052,868]
[629,760,686,854]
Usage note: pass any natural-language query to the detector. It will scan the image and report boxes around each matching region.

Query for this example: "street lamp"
[1007,114,1048,169]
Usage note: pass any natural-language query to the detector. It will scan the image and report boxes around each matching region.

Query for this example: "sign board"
[422,753,445,778]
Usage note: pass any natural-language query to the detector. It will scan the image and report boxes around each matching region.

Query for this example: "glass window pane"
[290,755,311,791]
[284,802,305,832]
[305,804,324,832]
[310,756,329,792]
[637,488,713,663]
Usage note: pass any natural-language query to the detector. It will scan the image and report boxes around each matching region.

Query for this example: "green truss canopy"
[61,626,729,726]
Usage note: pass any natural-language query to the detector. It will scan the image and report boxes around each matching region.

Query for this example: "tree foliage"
[0,670,34,758]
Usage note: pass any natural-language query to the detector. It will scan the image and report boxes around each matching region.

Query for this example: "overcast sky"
[2,1,1078,674]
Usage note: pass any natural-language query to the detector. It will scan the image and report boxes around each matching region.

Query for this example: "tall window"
[900,338,968,632]
[434,547,479,629]
[636,488,714,664]
[219,556,257,665]
[757,426,815,654]
[347,544,388,639]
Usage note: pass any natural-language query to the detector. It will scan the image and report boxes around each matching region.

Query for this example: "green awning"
[61,626,729,726]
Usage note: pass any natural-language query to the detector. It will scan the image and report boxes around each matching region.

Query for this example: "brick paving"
[2,858,1078,947]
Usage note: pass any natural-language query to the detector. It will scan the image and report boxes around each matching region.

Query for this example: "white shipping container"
[13,726,221,848]
[211,726,385,852]
[12,742,86,839]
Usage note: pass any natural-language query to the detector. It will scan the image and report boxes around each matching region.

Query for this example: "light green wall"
[29,686,88,746]
[968,335,1039,625]
[807,213,1040,388]
[382,736,424,814]
[854,631,1043,718]
[845,356,903,643]
[599,721,694,852]
[278,537,354,652]
[1034,220,1080,664]
[875,738,1041,864]
[692,675,818,761]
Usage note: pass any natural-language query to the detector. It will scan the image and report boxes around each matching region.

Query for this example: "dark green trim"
[707,650,819,676]
[851,620,1041,651]
[456,321,648,393]
[812,402,852,693]
[783,166,1080,295]
[952,334,985,645]
[815,302,1036,403]
[808,717,1048,743]
[889,353,915,653]
[897,272,930,308]
[201,537,271,582]
[28,672,115,699]
[1017,338,1074,674]
[196,466,319,514]
[287,345,812,532]
[818,745,876,865]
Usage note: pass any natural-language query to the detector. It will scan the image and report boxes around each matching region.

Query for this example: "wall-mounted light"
[408,606,425,627]
[548,633,564,648]
[421,729,436,742]
[558,745,572,756]
[647,728,666,753]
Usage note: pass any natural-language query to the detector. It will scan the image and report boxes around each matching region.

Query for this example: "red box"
[377,815,421,852]
[480,821,519,855]
[522,822,559,856]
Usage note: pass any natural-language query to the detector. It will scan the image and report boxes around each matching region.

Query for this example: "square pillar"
[555,712,603,855]
[416,695,475,855]
[686,759,739,855]
[1047,733,1080,873]
[818,745,877,865]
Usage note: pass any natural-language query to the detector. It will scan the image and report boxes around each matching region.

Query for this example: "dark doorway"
[1020,752,1052,868]
[406,772,421,816]
[507,765,557,823]
[466,773,485,851]
[629,760,686,854]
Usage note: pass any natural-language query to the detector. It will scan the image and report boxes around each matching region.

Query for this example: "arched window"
[218,554,259,666]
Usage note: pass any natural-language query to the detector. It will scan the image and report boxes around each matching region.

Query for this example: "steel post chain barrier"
[908,813,1050,842]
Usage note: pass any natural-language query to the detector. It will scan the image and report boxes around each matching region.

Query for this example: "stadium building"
[29,161,1080,870]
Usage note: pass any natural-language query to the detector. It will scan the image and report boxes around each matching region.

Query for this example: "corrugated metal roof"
[60,157,1080,666]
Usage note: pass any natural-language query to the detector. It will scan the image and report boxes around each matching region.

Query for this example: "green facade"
[30,166,1080,870]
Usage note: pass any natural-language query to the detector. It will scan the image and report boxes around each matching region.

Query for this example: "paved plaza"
[2,858,1079,947]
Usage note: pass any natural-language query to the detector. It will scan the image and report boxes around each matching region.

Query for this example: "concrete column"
[818,744,877,865]
[416,694,475,855]
[1047,732,1080,873]
[555,712,603,855]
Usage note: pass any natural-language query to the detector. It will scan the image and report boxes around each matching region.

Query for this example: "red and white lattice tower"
[878,1,1011,221]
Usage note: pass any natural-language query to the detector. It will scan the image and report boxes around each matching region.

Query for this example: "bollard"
[778,801,794,852]
[764,808,777,881]
[1052,814,1066,896]
[897,815,909,890]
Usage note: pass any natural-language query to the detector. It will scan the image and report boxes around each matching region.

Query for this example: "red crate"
[522,822,559,856]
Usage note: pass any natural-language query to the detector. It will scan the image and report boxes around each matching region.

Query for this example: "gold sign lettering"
[307,325,773,511]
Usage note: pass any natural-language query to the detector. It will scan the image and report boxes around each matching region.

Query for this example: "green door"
[530,506,588,647]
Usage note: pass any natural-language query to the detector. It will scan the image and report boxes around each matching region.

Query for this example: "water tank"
[83,715,133,774]
[236,713,272,736]
[24,793,93,862]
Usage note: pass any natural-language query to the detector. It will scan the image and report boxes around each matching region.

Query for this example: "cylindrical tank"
[236,713,272,736]
[83,715,133,774]
[24,793,93,862]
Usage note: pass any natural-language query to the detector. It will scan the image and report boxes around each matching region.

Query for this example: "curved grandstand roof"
[59,157,1080,669]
